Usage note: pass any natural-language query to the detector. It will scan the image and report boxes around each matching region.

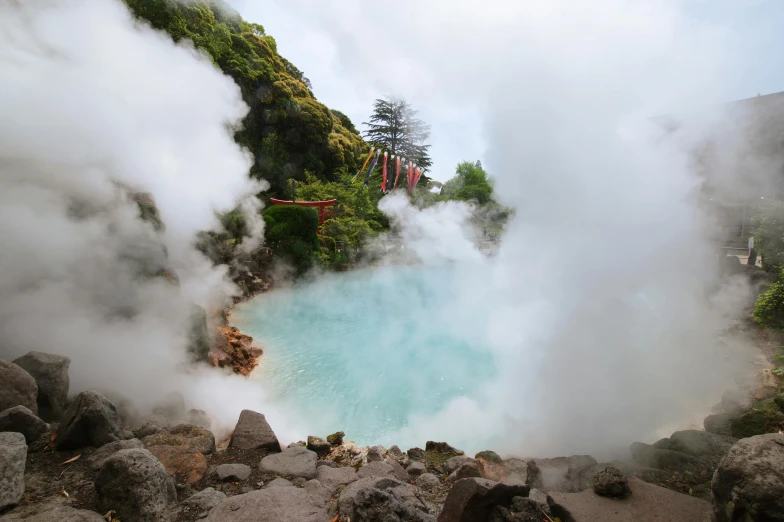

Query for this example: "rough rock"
[592,467,630,498]
[204,485,329,522]
[629,442,697,470]
[385,457,409,481]
[315,465,358,494]
[549,477,712,522]
[704,412,736,437]
[489,496,552,522]
[426,441,464,467]
[475,450,503,464]
[264,477,294,488]
[304,479,333,502]
[148,444,207,485]
[417,473,441,491]
[0,360,38,415]
[1,505,106,521]
[142,423,215,455]
[0,405,48,443]
[0,432,27,512]
[408,447,426,462]
[730,398,784,438]
[326,431,344,445]
[259,445,317,479]
[122,429,134,439]
[210,326,262,377]
[532,455,597,492]
[86,438,144,471]
[317,459,338,468]
[389,445,404,457]
[55,390,123,450]
[357,460,398,479]
[711,433,784,522]
[577,460,669,491]
[215,463,252,482]
[288,441,306,449]
[664,430,736,458]
[95,448,176,522]
[367,445,384,462]
[407,461,427,477]
[528,488,550,505]
[306,435,331,457]
[339,476,429,516]
[437,477,529,522]
[179,487,227,519]
[447,460,484,482]
[753,368,780,400]
[444,455,472,474]
[351,487,436,522]
[12,352,70,422]
[229,410,281,452]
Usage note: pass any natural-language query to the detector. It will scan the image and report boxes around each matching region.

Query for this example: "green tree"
[441,160,493,204]
[363,97,432,173]
[262,205,320,274]
[752,199,784,272]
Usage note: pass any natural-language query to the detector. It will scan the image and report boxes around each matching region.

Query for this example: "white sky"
[228,0,784,182]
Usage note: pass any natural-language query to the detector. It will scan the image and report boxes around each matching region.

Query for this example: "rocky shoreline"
[1,349,783,521]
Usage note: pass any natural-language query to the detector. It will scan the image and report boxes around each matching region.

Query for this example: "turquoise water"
[232,265,497,446]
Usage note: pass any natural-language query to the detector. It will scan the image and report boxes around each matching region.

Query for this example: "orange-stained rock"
[148,444,207,485]
[208,326,263,377]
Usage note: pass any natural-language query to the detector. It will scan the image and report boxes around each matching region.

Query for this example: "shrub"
[263,205,320,274]
[753,267,784,329]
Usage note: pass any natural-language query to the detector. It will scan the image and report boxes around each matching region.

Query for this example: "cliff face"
[124,0,366,198]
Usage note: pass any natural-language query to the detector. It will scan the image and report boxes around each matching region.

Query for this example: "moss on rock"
[730,398,784,438]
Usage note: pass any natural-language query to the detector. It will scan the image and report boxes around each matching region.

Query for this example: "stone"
[95,448,176,522]
[489,496,552,522]
[730,398,784,438]
[407,461,427,477]
[179,487,227,519]
[186,408,211,430]
[351,487,436,522]
[264,477,294,488]
[704,412,735,437]
[528,488,550,505]
[12,352,70,422]
[215,463,252,482]
[229,409,281,452]
[307,435,331,457]
[549,477,712,522]
[417,473,441,491]
[339,476,429,516]
[367,445,384,462]
[629,442,697,470]
[447,459,484,482]
[389,445,404,457]
[753,368,780,400]
[426,441,464,468]
[475,450,503,463]
[444,455,472,474]
[592,467,630,498]
[0,360,38,415]
[316,465,358,494]
[531,455,597,492]
[260,445,318,479]
[0,405,47,443]
[56,390,123,450]
[0,432,26,512]
[408,447,426,462]
[304,479,333,502]
[142,423,215,455]
[711,433,784,522]
[437,477,529,522]
[2,505,106,521]
[326,431,344,445]
[317,459,338,468]
[204,485,329,522]
[357,460,398,479]
[86,438,144,471]
[666,430,736,458]
[288,441,307,449]
[148,444,208,485]
[385,457,409,481]
[122,429,134,439]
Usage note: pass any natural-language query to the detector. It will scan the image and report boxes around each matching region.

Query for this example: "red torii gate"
[268,198,336,233]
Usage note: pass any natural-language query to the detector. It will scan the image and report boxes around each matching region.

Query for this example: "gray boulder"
[445,455,472,474]
[56,390,123,450]
[0,405,48,443]
[339,476,429,516]
[592,467,630,498]
[204,485,329,522]
[357,460,398,479]
[416,473,441,491]
[351,487,436,522]
[12,352,70,422]
[367,445,384,462]
[437,477,530,522]
[260,445,317,479]
[704,412,735,437]
[0,360,38,415]
[407,461,426,477]
[215,463,252,482]
[86,438,144,471]
[229,409,281,452]
[263,477,294,488]
[316,465,358,494]
[447,459,483,482]
[304,479,333,502]
[385,457,409,481]
[95,448,176,522]
[141,423,215,455]
[712,433,784,522]
[2,505,106,521]
[317,459,338,468]
[665,430,736,458]
[531,455,596,492]
[0,432,27,511]
[179,487,226,519]
[307,435,332,457]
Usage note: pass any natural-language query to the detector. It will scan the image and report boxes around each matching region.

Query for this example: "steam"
[0,0,302,440]
[274,0,774,457]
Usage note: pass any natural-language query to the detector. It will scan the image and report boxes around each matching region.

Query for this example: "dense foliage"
[751,199,784,272]
[363,98,432,174]
[124,0,365,198]
[262,205,320,274]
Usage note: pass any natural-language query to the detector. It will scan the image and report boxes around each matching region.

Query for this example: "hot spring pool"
[231,264,497,446]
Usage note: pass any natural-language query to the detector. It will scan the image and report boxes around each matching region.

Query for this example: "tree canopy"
[363,98,432,173]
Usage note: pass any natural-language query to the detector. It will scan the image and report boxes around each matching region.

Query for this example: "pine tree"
[363,97,432,172]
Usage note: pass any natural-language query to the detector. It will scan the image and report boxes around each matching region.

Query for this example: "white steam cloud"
[0,0,303,440]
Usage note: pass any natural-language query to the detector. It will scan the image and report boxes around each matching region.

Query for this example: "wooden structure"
[268,198,336,232]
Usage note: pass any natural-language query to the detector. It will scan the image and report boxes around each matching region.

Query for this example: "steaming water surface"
[232,264,496,446]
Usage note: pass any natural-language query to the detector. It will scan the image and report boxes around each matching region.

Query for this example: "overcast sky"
[228,0,784,182]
